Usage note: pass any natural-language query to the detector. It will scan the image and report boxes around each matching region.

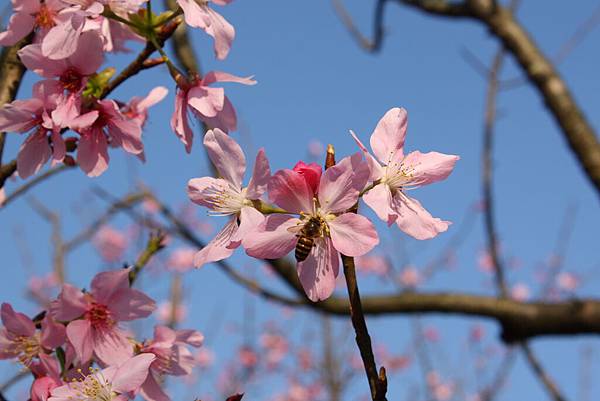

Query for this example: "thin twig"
[0,165,75,209]
[129,232,166,284]
[28,197,66,284]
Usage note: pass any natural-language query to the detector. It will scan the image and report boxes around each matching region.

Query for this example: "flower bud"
[292,161,322,195]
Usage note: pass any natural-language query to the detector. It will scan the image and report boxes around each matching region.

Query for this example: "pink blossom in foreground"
[0,303,65,372]
[245,153,379,301]
[187,128,270,268]
[19,31,104,93]
[94,226,128,263]
[48,353,155,401]
[176,0,234,60]
[50,268,156,365]
[0,0,66,46]
[139,326,204,401]
[172,72,256,152]
[351,107,459,240]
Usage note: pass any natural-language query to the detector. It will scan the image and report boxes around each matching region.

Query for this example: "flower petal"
[90,268,130,305]
[230,206,264,245]
[109,288,156,321]
[245,149,271,199]
[77,129,109,177]
[111,353,156,393]
[400,151,459,187]
[203,128,245,188]
[318,153,369,213]
[188,86,225,118]
[202,71,256,86]
[1,303,35,336]
[370,107,407,165]
[170,89,194,153]
[244,215,298,259]
[362,184,397,226]
[66,319,93,363]
[17,130,52,179]
[193,218,238,268]
[50,283,87,321]
[392,192,450,240]
[328,213,379,257]
[349,129,384,181]
[268,169,313,214]
[297,239,339,302]
[93,327,133,365]
[140,371,170,401]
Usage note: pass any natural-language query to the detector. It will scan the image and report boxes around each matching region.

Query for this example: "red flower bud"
[293,161,322,195]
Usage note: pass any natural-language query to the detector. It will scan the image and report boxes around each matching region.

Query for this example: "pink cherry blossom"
[260,332,288,369]
[187,128,270,268]
[94,226,128,263]
[398,265,421,288]
[556,272,579,292]
[176,0,234,60]
[351,107,459,240]
[31,376,62,401]
[0,0,67,46]
[50,268,156,365]
[194,347,214,369]
[122,87,169,127]
[171,72,256,152]
[245,153,379,301]
[307,140,324,159]
[139,325,204,401]
[292,161,322,196]
[19,31,104,93]
[355,253,390,276]
[238,345,258,368]
[48,353,155,401]
[0,303,65,371]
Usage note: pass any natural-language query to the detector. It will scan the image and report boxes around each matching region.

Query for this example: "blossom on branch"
[245,153,379,301]
[351,107,459,240]
[187,128,270,268]
[50,268,156,365]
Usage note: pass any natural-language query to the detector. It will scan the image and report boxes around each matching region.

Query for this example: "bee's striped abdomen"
[295,237,314,262]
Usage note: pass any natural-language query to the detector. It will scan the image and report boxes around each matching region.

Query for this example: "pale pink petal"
[177,0,211,29]
[193,218,238,268]
[370,107,407,165]
[199,95,237,132]
[187,176,228,208]
[31,376,60,401]
[18,44,68,78]
[140,371,170,401]
[392,192,450,240]
[90,268,130,305]
[318,153,369,213]
[230,206,264,244]
[203,6,235,60]
[297,239,339,302]
[51,283,87,321]
[40,316,66,349]
[362,184,397,226]
[0,100,42,132]
[188,86,225,118]
[203,128,245,188]
[328,213,379,257]
[38,352,61,381]
[17,130,52,179]
[175,329,204,347]
[67,110,99,131]
[66,319,93,363]
[400,151,459,187]
[51,130,66,161]
[268,169,313,214]
[42,15,85,60]
[170,89,194,153]
[111,353,156,393]
[68,31,104,75]
[93,327,133,365]
[136,86,169,110]
[109,288,156,321]
[0,12,35,46]
[246,148,270,199]
[350,129,384,181]
[244,215,298,259]
[1,303,35,336]
[202,71,256,86]
[77,129,109,177]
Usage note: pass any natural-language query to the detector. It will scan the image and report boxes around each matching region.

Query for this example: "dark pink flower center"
[35,5,56,30]
[85,303,114,329]
[293,161,322,195]
[60,68,84,92]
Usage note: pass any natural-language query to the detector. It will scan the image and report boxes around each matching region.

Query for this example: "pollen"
[34,5,55,30]
[85,303,115,329]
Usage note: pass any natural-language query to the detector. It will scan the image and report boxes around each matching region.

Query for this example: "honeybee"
[294,216,323,262]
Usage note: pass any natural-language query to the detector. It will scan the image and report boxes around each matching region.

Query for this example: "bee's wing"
[286,221,303,235]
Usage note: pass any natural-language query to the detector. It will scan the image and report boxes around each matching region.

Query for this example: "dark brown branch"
[342,255,387,401]
[0,35,31,167]
[521,343,567,401]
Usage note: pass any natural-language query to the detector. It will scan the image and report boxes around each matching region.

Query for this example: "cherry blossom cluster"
[0,0,251,178]
[0,268,204,401]
[187,107,459,301]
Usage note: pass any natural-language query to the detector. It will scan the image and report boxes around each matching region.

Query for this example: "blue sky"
[1,0,600,400]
